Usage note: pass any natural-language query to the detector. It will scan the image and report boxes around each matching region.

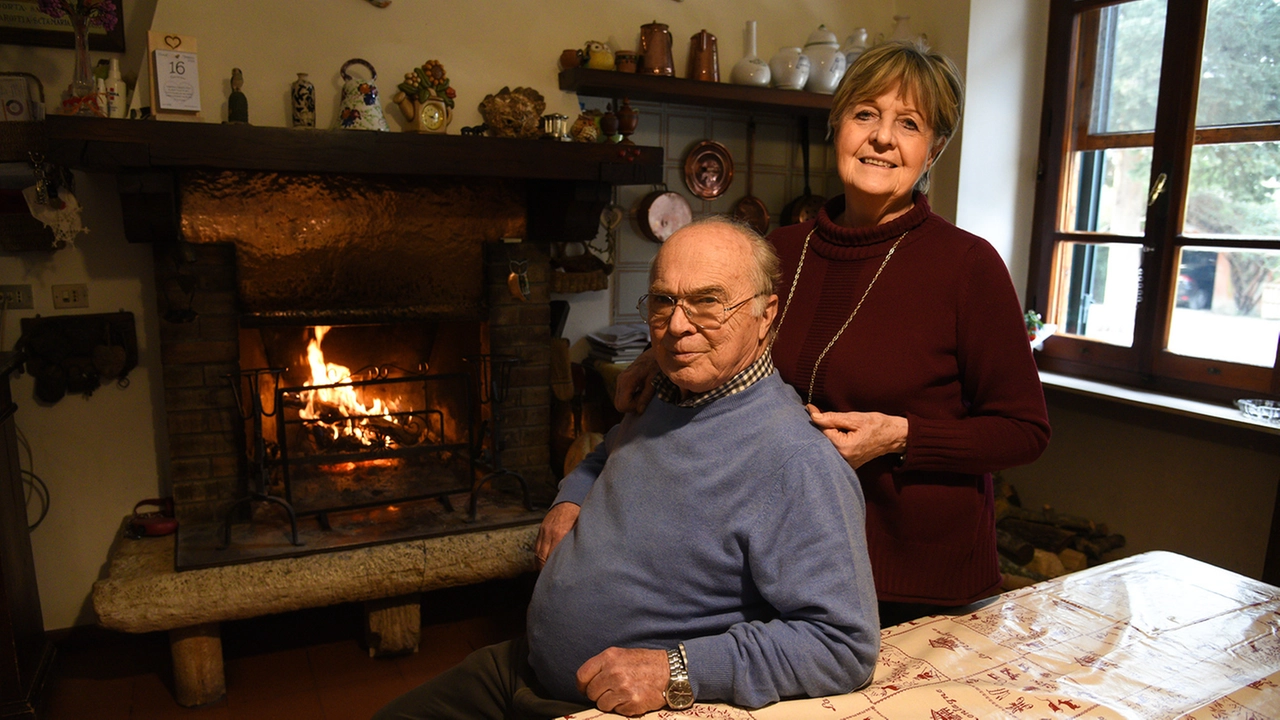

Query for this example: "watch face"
[420,103,444,130]
[664,680,694,710]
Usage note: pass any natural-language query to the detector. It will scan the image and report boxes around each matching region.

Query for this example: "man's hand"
[576,646,669,717]
[806,406,908,470]
[613,349,659,415]
[534,502,580,569]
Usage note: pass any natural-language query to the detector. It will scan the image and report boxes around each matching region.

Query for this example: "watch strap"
[664,643,694,709]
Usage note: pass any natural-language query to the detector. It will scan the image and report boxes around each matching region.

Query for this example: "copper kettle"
[639,21,674,76]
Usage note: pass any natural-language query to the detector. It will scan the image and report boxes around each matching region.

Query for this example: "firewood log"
[1070,533,1126,560]
[997,528,1035,565]
[999,504,1107,537]
[997,518,1076,554]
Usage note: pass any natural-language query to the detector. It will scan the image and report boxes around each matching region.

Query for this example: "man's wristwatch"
[663,643,694,710]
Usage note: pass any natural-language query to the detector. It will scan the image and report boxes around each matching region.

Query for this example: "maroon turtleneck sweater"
[768,193,1050,606]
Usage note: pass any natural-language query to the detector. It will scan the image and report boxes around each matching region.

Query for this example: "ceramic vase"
[841,28,869,69]
[730,21,771,87]
[768,47,810,90]
[291,73,316,128]
[891,15,920,42]
[802,24,847,94]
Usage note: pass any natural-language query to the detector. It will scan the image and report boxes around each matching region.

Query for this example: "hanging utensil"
[780,116,826,226]
[636,186,694,243]
[732,119,770,235]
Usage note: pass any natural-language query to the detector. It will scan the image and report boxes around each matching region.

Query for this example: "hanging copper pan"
[732,120,770,235]
[636,188,693,243]
[780,117,826,226]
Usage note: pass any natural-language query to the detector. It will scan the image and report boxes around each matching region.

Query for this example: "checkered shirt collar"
[653,350,775,409]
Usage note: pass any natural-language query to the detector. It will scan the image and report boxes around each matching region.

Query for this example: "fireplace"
[154,168,557,566]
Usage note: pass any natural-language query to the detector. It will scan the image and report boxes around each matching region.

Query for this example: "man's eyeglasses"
[636,293,760,330]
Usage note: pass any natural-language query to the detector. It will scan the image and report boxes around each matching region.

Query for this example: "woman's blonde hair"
[829,39,965,193]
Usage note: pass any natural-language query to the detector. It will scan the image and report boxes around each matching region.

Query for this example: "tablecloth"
[558,551,1280,719]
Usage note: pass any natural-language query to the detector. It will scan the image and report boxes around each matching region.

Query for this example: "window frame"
[1028,0,1280,404]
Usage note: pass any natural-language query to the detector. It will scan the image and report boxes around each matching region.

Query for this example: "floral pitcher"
[335,58,389,131]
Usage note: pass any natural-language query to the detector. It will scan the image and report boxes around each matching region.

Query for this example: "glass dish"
[1235,398,1280,424]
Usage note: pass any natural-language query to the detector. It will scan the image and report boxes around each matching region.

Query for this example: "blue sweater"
[526,372,879,709]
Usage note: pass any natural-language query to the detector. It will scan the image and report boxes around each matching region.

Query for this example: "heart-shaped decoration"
[600,204,624,232]
[164,35,182,49]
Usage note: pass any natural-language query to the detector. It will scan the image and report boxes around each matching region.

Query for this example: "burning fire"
[299,326,402,447]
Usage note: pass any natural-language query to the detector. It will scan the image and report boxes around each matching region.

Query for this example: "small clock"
[417,99,449,134]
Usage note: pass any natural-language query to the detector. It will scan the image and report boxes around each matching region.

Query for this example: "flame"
[299,326,401,447]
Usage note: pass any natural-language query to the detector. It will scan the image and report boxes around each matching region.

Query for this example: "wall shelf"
[559,67,834,119]
[6,115,664,185]
[2,116,663,246]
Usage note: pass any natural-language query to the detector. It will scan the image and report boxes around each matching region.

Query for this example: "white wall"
[955,0,1048,304]
[1,0,929,630]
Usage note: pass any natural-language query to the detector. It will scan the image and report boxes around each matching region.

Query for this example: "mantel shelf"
[8,115,663,185]
[559,67,834,119]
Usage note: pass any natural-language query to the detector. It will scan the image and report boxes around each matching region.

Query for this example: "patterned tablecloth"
[558,551,1280,719]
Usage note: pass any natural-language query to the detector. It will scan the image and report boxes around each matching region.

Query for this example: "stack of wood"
[995,476,1126,590]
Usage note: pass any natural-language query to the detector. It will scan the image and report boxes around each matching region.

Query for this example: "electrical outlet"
[0,284,34,309]
[52,283,89,309]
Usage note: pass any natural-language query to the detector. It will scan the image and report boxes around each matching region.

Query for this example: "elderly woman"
[554,40,1051,625]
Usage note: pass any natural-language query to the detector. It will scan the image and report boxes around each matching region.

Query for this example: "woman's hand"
[613,348,659,415]
[806,406,909,470]
[534,502,580,569]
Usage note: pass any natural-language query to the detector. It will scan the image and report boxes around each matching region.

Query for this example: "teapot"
[335,58,389,131]
[639,21,674,76]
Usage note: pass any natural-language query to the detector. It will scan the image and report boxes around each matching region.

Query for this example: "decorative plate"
[683,140,734,200]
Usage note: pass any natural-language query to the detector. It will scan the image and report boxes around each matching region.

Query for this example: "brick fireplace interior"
[153,168,558,566]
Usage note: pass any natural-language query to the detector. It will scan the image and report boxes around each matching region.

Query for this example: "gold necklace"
[774,227,907,404]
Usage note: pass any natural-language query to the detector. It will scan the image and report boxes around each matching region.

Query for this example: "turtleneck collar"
[807,191,933,261]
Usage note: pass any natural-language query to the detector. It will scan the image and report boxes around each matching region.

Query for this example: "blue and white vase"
[291,73,316,128]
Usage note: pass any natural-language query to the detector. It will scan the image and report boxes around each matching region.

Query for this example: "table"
[560,551,1280,719]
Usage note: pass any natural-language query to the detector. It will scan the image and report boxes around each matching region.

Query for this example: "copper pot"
[688,30,719,82]
[639,21,675,76]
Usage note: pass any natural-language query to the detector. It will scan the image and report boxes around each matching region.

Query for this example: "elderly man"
[373,217,878,720]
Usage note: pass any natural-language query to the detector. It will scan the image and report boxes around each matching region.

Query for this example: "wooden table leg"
[364,593,421,657]
[169,622,225,707]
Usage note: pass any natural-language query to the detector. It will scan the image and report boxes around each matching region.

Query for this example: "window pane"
[1089,0,1167,134]
[1167,247,1280,367]
[1184,141,1280,239]
[1195,0,1280,127]
[1065,148,1153,233]
[1052,241,1141,346]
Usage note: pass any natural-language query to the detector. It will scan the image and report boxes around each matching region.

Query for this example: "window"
[1028,0,1280,403]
